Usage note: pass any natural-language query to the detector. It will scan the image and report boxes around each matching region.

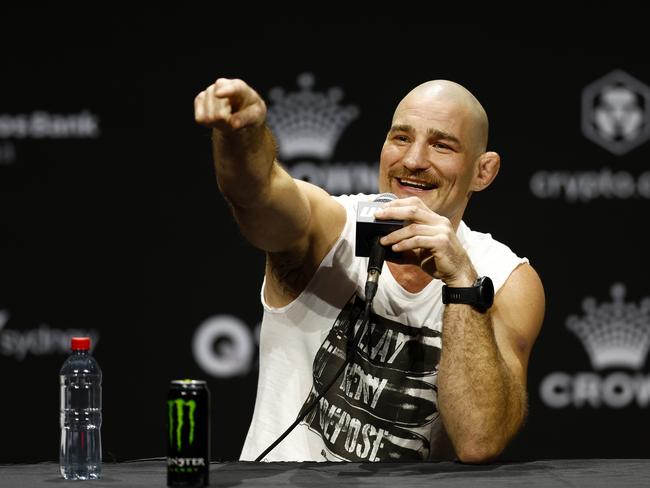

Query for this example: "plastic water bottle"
[59,336,102,480]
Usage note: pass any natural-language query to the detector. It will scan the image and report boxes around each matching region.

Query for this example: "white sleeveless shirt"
[240,193,528,462]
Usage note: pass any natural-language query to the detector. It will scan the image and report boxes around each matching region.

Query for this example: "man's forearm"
[195,77,315,254]
[211,124,278,208]
[437,305,525,462]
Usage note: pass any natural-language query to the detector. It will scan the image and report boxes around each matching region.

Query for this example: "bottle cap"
[71,337,91,350]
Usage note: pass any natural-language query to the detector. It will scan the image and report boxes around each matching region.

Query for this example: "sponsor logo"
[530,168,650,201]
[167,457,205,467]
[267,73,378,195]
[167,399,206,474]
[192,315,260,378]
[0,111,100,139]
[530,71,650,201]
[539,283,650,409]
[357,202,382,220]
[0,110,100,167]
[567,283,650,370]
[582,70,650,155]
[168,398,196,451]
[267,72,358,160]
[0,308,99,360]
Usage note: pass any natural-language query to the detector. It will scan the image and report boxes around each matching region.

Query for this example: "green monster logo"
[168,399,196,451]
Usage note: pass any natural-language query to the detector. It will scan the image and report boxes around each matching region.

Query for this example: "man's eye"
[433,142,450,150]
[395,135,409,142]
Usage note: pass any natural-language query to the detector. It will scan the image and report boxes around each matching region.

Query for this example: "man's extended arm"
[194,78,346,306]
[195,78,312,254]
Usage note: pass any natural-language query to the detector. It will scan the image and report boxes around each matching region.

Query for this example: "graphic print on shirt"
[300,294,442,461]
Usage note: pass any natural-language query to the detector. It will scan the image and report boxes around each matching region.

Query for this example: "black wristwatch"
[442,276,494,313]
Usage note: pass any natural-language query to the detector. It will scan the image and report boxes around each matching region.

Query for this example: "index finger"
[381,196,425,208]
[375,204,440,225]
[213,78,246,97]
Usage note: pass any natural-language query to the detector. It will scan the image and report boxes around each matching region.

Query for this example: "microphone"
[355,193,404,303]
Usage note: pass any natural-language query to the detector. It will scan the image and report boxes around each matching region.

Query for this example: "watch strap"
[442,285,479,305]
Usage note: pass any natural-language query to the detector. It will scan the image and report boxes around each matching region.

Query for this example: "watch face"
[477,276,494,310]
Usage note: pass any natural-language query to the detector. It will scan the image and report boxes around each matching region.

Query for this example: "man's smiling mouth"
[396,177,438,191]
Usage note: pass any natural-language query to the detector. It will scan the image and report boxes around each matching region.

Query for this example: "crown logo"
[266,73,359,160]
[567,283,650,370]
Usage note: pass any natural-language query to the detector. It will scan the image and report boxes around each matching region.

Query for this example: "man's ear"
[471,151,500,192]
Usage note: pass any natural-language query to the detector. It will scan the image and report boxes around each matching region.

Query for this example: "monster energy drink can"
[167,379,210,487]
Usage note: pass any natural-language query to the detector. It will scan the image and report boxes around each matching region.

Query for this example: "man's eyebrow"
[388,124,413,134]
[427,128,462,147]
[389,124,463,148]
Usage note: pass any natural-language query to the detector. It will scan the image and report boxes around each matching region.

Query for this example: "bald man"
[194,78,545,463]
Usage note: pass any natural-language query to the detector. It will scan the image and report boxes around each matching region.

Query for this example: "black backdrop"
[1,11,649,463]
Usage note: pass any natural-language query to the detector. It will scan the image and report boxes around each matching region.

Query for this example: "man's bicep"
[295,179,347,266]
[231,162,314,254]
[491,263,545,385]
[261,179,346,308]
[232,165,345,267]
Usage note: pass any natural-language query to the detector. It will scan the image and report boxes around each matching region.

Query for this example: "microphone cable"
[255,193,395,461]
[254,299,373,462]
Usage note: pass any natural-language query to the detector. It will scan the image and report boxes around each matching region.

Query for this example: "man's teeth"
[398,178,435,190]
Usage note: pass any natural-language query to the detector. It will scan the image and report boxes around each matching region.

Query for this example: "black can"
[166,379,210,487]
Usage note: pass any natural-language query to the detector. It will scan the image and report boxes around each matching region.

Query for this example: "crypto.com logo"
[540,283,650,409]
[582,70,650,155]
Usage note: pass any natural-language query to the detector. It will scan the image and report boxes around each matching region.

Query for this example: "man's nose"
[402,142,429,170]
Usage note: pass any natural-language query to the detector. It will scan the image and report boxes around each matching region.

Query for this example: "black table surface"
[1,459,649,487]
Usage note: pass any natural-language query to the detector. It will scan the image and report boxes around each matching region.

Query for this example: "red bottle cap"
[71,337,91,350]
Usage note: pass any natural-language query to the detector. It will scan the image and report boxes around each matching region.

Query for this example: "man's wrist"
[444,270,478,288]
[442,276,494,313]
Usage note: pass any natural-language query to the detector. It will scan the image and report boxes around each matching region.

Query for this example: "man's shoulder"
[459,221,529,294]
[331,192,378,205]
[458,221,522,258]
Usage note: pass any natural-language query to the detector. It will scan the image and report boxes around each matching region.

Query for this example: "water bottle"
[59,336,102,480]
